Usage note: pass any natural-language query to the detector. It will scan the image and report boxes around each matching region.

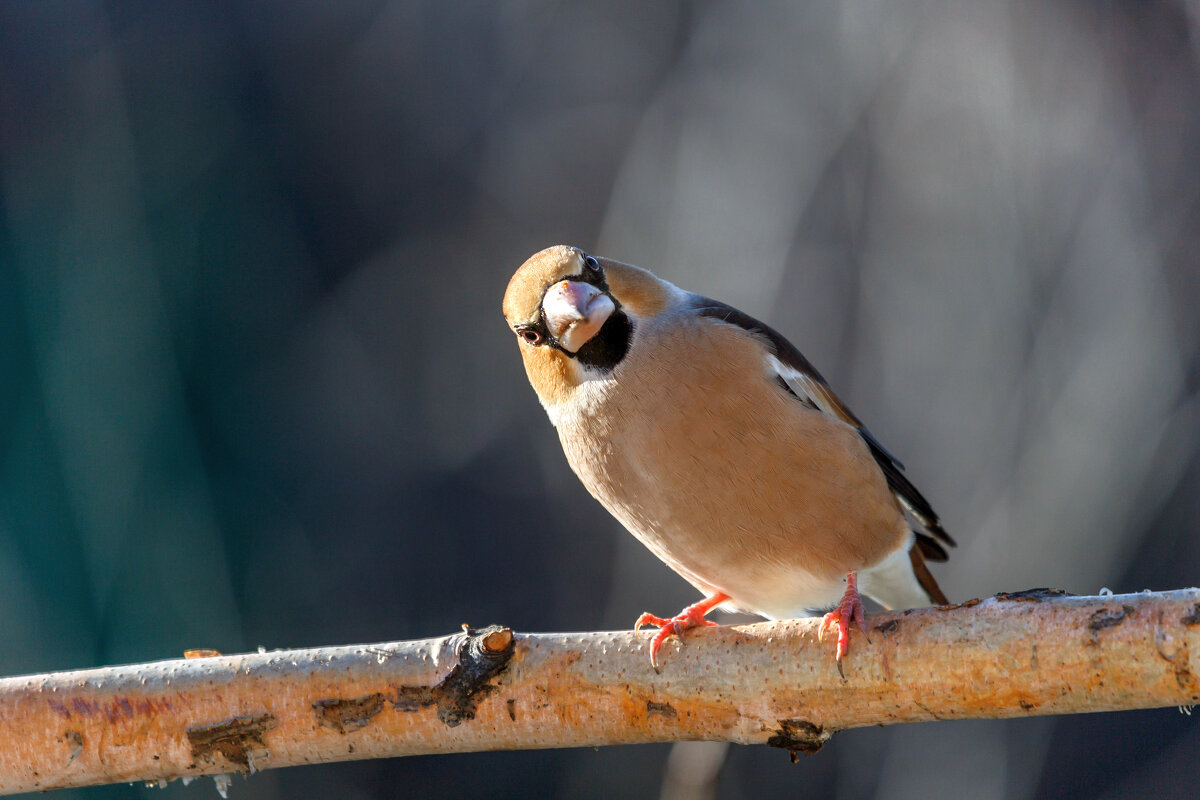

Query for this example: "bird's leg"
[818,572,868,678]
[634,592,730,671]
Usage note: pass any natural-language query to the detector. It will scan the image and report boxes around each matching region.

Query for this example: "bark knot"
[393,625,516,727]
[186,712,276,772]
[767,719,830,762]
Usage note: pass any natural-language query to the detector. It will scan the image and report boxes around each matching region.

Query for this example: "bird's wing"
[690,296,954,557]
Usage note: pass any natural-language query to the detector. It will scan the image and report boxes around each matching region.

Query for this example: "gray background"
[2,1,1199,798]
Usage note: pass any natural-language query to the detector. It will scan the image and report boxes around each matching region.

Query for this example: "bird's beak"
[542,280,616,353]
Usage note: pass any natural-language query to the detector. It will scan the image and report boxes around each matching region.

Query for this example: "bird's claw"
[819,573,868,678]
[634,598,723,670]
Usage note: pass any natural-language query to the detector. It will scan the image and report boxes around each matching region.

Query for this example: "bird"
[502,245,953,673]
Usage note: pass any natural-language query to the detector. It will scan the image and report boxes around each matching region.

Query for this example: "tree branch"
[1,589,1197,793]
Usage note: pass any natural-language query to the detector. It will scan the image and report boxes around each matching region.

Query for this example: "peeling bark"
[0,592,1196,794]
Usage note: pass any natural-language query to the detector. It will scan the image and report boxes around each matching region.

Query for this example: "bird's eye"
[584,255,601,274]
[519,328,543,345]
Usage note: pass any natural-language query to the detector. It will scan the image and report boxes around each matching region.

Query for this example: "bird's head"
[503,245,670,408]
[503,245,618,355]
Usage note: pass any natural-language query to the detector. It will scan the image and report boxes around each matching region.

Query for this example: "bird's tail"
[907,544,949,605]
[859,540,948,609]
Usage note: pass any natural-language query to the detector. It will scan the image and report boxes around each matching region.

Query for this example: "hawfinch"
[503,245,953,672]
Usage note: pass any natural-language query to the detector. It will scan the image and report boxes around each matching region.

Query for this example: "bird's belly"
[599,485,856,616]
[559,384,907,617]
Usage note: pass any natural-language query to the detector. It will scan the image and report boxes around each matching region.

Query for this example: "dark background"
[3,2,1200,798]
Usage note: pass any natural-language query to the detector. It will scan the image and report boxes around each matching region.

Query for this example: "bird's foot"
[818,572,868,678]
[634,592,730,671]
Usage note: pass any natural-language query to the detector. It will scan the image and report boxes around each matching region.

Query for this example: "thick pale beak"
[542,280,616,353]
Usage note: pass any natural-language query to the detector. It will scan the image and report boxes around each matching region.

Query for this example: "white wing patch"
[767,354,829,413]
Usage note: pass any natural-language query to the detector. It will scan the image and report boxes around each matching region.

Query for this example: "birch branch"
[1,589,1197,794]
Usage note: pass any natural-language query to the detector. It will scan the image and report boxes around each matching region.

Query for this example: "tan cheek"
[520,345,578,407]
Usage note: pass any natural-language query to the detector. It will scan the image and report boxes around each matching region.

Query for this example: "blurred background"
[2,1,1199,798]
